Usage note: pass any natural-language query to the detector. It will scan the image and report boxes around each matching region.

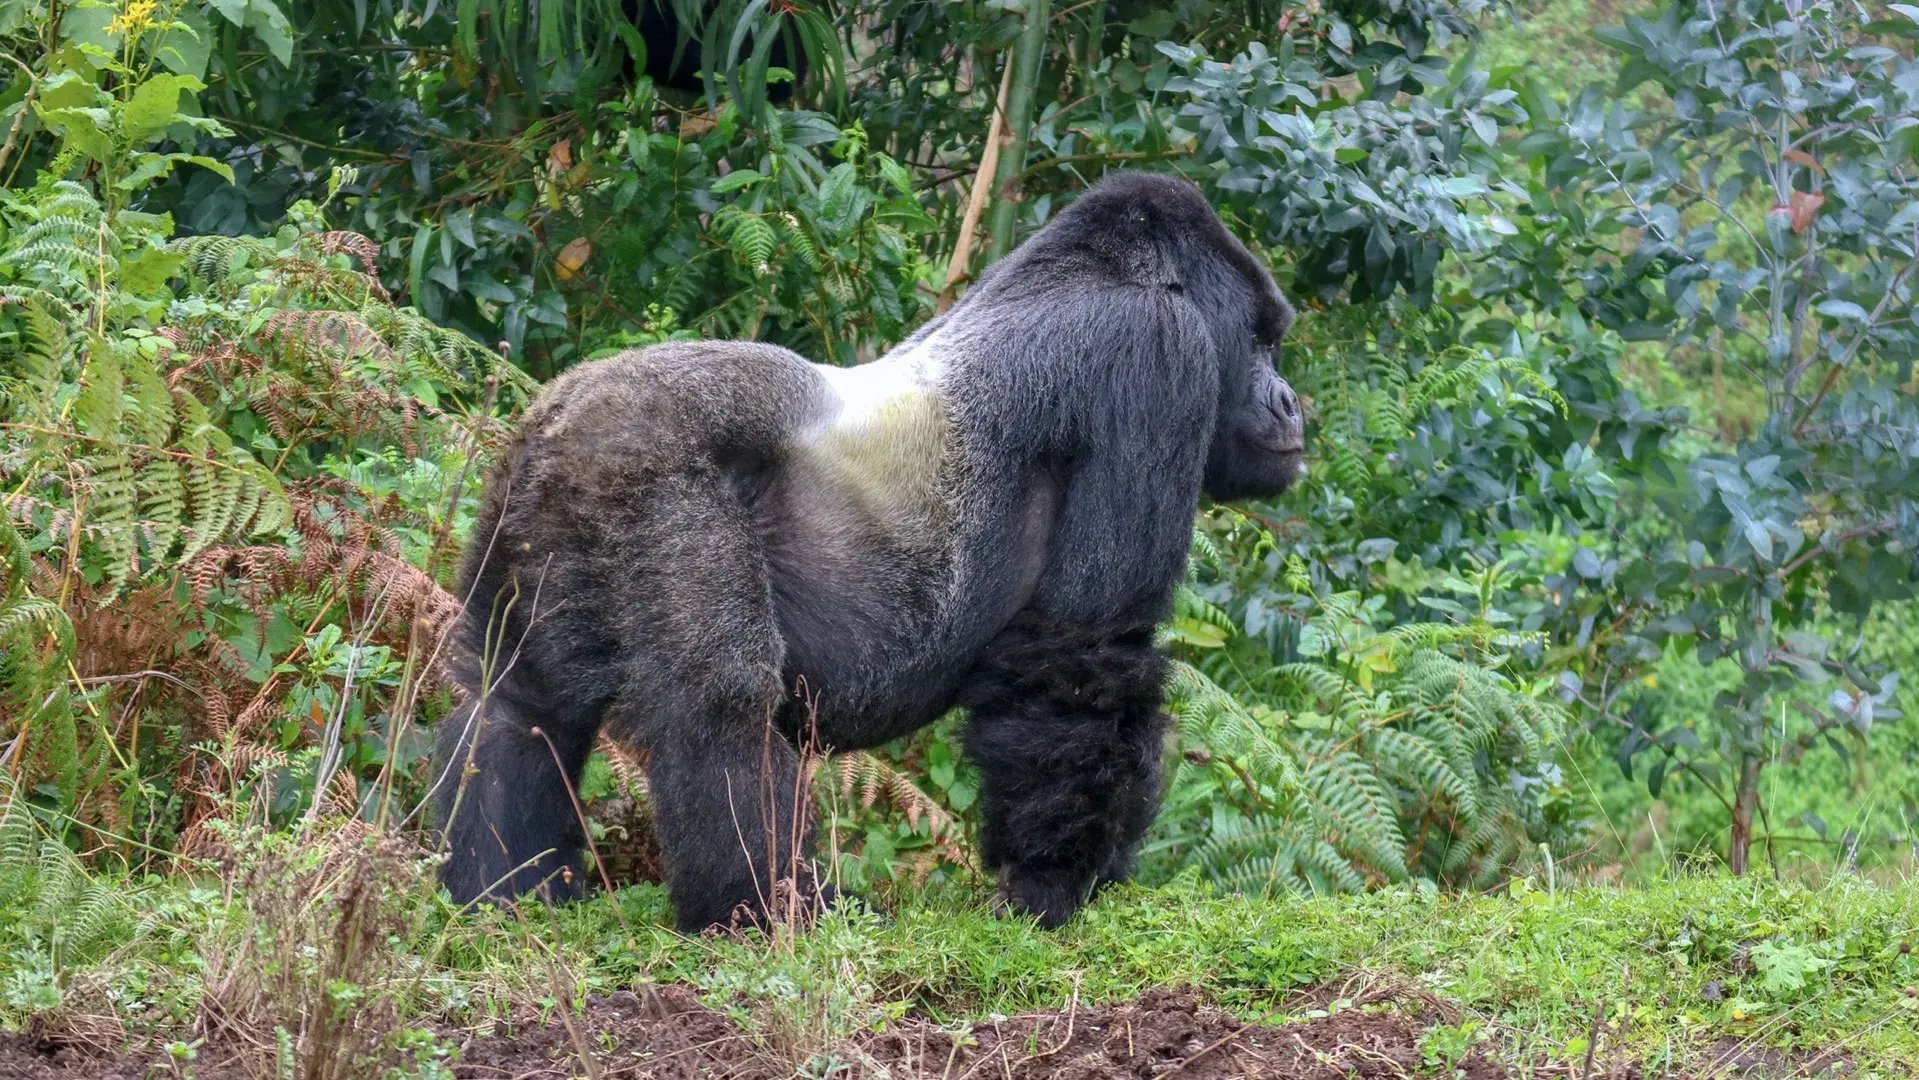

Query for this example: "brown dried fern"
[834,752,970,868]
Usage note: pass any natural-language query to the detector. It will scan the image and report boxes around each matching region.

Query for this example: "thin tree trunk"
[1727,753,1762,876]
[984,0,1053,263]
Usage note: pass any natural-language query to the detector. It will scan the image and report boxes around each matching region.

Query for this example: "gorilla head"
[436,172,1307,931]
[958,173,1304,503]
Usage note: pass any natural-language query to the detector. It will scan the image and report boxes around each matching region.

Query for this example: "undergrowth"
[2,794,1913,1076]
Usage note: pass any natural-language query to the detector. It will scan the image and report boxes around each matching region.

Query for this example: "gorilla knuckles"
[435,172,1304,931]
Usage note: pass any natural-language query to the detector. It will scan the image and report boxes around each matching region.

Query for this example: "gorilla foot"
[991,865,1090,929]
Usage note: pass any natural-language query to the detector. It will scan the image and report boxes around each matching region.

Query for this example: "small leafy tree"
[1518,0,1919,873]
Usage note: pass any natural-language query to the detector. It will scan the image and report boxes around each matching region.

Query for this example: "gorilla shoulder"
[795,336,956,528]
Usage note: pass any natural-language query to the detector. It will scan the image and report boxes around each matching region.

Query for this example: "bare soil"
[0,984,1833,1079]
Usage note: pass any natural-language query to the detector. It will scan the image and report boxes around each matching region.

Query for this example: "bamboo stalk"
[937,57,1017,313]
[984,0,1053,263]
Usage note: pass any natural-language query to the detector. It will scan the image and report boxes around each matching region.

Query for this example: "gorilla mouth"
[1271,446,1307,483]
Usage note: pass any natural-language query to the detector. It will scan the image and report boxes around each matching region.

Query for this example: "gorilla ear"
[1258,290,1295,345]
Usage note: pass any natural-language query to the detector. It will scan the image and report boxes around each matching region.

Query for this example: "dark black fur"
[434,172,1304,931]
[960,616,1169,926]
[627,1,804,103]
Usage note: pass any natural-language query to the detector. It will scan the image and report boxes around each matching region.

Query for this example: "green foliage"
[0,121,525,848]
[1160,34,1519,304]
[611,121,939,365]
[1160,551,1579,895]
[0,520,79,807]
[5,199,291,594]
[1506,0,1919,872]
[0,780,138,1017]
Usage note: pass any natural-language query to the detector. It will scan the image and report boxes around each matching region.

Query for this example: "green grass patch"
[10,827,1912,1076]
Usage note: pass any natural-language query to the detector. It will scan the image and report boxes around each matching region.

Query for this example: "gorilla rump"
[434,173,1305,932]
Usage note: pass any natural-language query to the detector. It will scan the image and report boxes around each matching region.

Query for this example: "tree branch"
[937,55,1015,313]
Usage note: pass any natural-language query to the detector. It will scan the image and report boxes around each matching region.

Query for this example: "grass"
[588,873,1919,1073]
[1480,0,1635,95]
[4,812,1916,1076]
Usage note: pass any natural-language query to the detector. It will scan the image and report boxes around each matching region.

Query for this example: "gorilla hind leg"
[434,663,601,905]
[598,472,825,934]
[960,615,1169,927]
[629,692,824,933]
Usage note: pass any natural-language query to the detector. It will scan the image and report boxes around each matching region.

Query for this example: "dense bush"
[0,0,1913,910]
[2,152,529,855]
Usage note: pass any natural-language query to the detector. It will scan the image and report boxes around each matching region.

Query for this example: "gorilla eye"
[1165,282,1183,295]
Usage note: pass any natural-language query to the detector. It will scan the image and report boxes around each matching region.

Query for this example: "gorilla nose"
[1260,376,1305,453]
[1273,380,1299,420]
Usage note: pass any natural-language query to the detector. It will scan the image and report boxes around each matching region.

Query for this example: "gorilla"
[435,172,1305,932]
[629,0,804,103]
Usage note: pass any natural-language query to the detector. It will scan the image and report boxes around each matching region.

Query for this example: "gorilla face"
[1188,214,1305,503]
[965,175,1306,507]
[1203,354,1305,502]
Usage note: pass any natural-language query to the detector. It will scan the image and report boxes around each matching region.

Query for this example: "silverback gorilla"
[435,172,1305,931]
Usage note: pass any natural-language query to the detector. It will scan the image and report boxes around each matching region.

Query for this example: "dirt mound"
[861,986,1508,1080]
[0,984,1520,1079]
[450,984,775,1078]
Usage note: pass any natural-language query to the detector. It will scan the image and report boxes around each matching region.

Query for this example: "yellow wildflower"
[106,0,159,36]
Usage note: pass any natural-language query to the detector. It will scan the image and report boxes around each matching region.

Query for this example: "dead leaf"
[678,113,718,140]
[547,139,573,174]
[554,236,592,280]
[1783,148,1825,176]
[1789,190,1825,235]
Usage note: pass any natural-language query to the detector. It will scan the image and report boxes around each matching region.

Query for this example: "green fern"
[713,205,781,272]
[5,324,290,594]
[170,233,277,284]
[1163,552,1572,894]
[1,181,298,597]
[0,182,114,304]
[0,520,80,808]
[0,170,539,844]
[0,779,136,977]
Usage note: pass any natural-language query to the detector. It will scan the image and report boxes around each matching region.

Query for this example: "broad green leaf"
[59,2,116,49]
[118,247,186,296]
[710,169,767,194]
[34,104,113,161]
[157,9,214,77]
[1815,299,1869,323]
[245,0,295,65]
[123,74,207,146]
